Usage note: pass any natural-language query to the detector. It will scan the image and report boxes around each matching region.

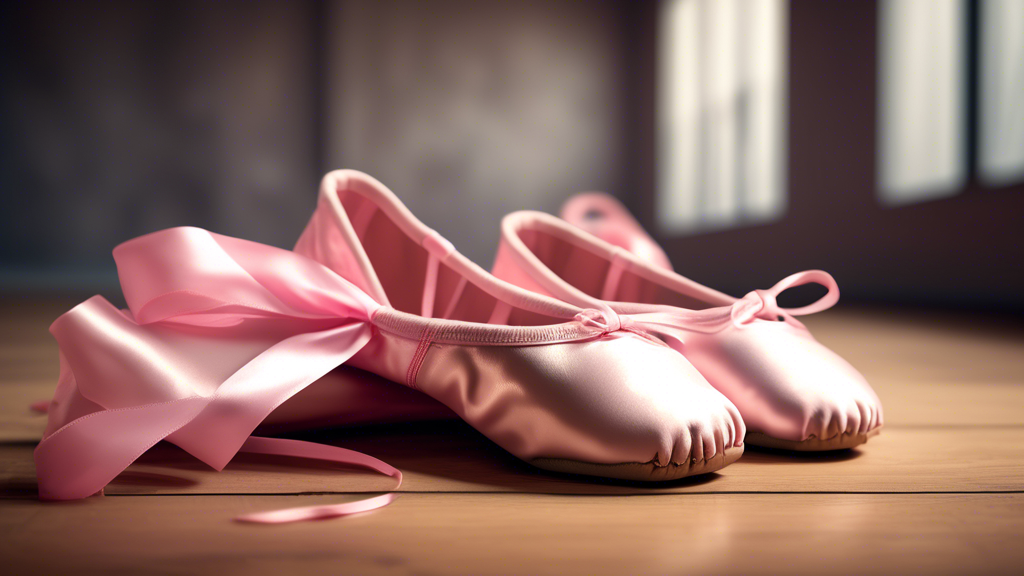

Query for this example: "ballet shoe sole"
[745,425,882,451]
[530,445,744,482]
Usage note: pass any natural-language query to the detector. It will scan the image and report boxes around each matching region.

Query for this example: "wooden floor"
[2,297,1023,575]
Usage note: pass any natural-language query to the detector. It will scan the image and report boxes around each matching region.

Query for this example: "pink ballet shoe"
[37,172,746,521]
[291,170,744,479]
[561,193,673,271]
[493,196,882,451]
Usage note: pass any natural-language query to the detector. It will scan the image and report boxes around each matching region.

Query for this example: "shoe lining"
[518,227,716,311]
[340,192,567,327]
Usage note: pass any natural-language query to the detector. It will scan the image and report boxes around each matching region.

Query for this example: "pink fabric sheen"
[292,170,746,471]
[495,208,883,444]
[298,170,584,326]
[561,193,673,271]
[36,227,400,522]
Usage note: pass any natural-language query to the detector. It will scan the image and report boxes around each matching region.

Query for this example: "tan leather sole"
[745,426,882,451]
[530,445,744,482]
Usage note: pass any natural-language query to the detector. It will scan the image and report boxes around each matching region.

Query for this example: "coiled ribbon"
[35,227,401,523]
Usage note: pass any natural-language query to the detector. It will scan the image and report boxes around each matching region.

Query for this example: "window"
[877,0,967,205]
[878,0,1024,205]
[979,0,1024,185]
[656,0,789,234]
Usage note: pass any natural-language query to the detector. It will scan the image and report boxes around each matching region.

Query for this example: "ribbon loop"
[733,270,840,326]
[613,270,841,348]
[762,270,840,317]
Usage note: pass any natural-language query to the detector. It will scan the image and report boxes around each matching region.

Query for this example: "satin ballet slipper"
[492,196,882,452]
[290,170,745,478]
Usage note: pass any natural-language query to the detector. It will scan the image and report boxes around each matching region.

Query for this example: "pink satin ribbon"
[35,227,400,523]
[235,437,401,523]
[578,270,840,344]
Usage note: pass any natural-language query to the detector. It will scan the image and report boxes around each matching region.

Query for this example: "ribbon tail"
[36,298,375,500]
[240,436,402,481]
[34,396,211,500]
[234,436,403,524]
[167,322,374,471]
[236,493,399,524]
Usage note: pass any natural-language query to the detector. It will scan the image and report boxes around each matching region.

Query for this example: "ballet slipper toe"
[695,322,884,451]
[408,330,746,482]
[532,445,745,481]
[531,402,746,482]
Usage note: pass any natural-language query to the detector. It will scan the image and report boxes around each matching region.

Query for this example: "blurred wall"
[629,1,1024,311]
[1,0,1021,311]
[1,0,321,291]
[1,0,629,293]
[326,0,628,257]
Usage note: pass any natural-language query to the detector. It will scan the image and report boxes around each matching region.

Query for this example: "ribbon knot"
[574,307,622,333]
[610,270,840,350]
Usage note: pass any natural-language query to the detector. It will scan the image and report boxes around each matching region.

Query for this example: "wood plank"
[4,426,1023,496]
[2,493,1022,575]
[6,374,1024,445]
[872,380,1024,426]
[802,307,1024,426]
[0,384,52,442]
[0,296,71,385]
[802,307,1024,388]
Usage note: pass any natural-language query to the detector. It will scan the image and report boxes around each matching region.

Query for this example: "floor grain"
[1,298,1022,574]
[2,493,1022,576]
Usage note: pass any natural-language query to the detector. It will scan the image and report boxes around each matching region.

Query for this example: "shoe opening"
[306,174,575,327]
[507,214,724,311]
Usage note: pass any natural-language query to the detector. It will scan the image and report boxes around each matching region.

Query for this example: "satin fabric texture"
[38,227,403,522]
[509,193,884,448]
[37,171,749,523]
[292,170,745,475]
[37,171,881,524]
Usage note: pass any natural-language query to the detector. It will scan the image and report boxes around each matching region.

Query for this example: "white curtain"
[656,0,788,234]
[877,0,967,205]
[979,0,1024,185]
